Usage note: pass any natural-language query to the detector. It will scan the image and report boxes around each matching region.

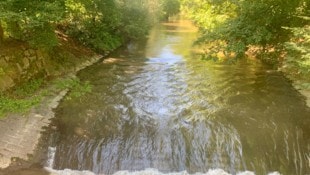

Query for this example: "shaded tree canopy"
[180,0,309,83]
[181,0,309,58]
[0,0,169,51]
[162,0,181,19]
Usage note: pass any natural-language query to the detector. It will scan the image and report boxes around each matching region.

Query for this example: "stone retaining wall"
[0,41,98,92]
[0,47,49,91]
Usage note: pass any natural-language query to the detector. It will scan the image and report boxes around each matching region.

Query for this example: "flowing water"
[47,20,310,175]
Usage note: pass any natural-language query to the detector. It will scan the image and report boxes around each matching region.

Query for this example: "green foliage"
[0,0,64,49]
[283,18,310,80]
[121,6,151,40]
[62,0,156,51]
[27,24,59,49]
[181,0,235,29]
[55,78,92,99]
[0,77,92,118]
[12,78,44,98]
[0,94,41,118]
[0,78,44,118]
[182,0,309,59]
[0,0,164,51]
[63,0,120,51]
[162,0,180,19]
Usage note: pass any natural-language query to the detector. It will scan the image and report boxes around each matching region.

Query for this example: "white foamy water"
[46,147,56,168]
[45,147,281,175]
[44,168,281,175]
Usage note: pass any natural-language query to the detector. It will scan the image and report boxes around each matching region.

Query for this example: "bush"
[283,18,310,81]
[0,78,44,118]
[55,78,92,99]
[182,0,308,59]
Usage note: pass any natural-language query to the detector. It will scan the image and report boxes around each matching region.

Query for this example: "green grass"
[0,78,44,118]
[54,78,92,99]
[0,77,92,118]
[0,95,41,118]
[12,79,44,98]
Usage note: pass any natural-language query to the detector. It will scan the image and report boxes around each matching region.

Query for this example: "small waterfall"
[46,147,56,168]
[43,148,281,175]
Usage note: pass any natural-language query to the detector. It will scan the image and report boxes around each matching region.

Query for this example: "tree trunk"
[0,22,4,44]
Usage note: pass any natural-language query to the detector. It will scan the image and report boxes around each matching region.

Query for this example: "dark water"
[50,20,310,175]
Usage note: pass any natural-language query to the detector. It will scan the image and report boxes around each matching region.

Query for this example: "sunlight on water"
[46,147,56,168]
[45,147,281,175]
[48,18,310,175]
[46,168,271,175]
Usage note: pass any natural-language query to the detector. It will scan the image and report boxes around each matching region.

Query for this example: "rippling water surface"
[49,19,310,175]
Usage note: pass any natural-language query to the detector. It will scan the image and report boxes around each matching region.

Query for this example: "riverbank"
[274,58,310,108]
[291,82,310,108]
[0,52,106,171]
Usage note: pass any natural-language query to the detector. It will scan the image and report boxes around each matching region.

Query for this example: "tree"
[162,0,180,19]
[0,0,164,51]
[0,0,65,48]
[283,16,310,80]
[181,0,309,59]
[0,22,3,43]
[61,0,161,52]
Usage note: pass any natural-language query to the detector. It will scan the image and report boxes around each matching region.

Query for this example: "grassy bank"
[0,76,94,118]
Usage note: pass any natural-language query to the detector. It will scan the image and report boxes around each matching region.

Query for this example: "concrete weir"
[0,54,104,169]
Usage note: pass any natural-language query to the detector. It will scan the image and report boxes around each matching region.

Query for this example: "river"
[45,19,309,175]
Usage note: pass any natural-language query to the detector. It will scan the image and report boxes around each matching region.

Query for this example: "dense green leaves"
[181,0,310,88]
[181,0,235,30]
[0,0,64,48]
[0,0,165,51]
[182,0,309,59]
[162,0,180,19]
[283,17,310,80]
[63,0,158,51]
[63,0,121,51]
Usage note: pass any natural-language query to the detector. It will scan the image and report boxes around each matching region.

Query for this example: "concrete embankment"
[297,88,310,108]
[0,54,103,169]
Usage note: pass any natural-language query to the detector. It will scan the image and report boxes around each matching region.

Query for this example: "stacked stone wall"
[0,47,50,91]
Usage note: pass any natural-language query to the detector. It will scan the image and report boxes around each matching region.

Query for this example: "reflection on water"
[50,19,310,175]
